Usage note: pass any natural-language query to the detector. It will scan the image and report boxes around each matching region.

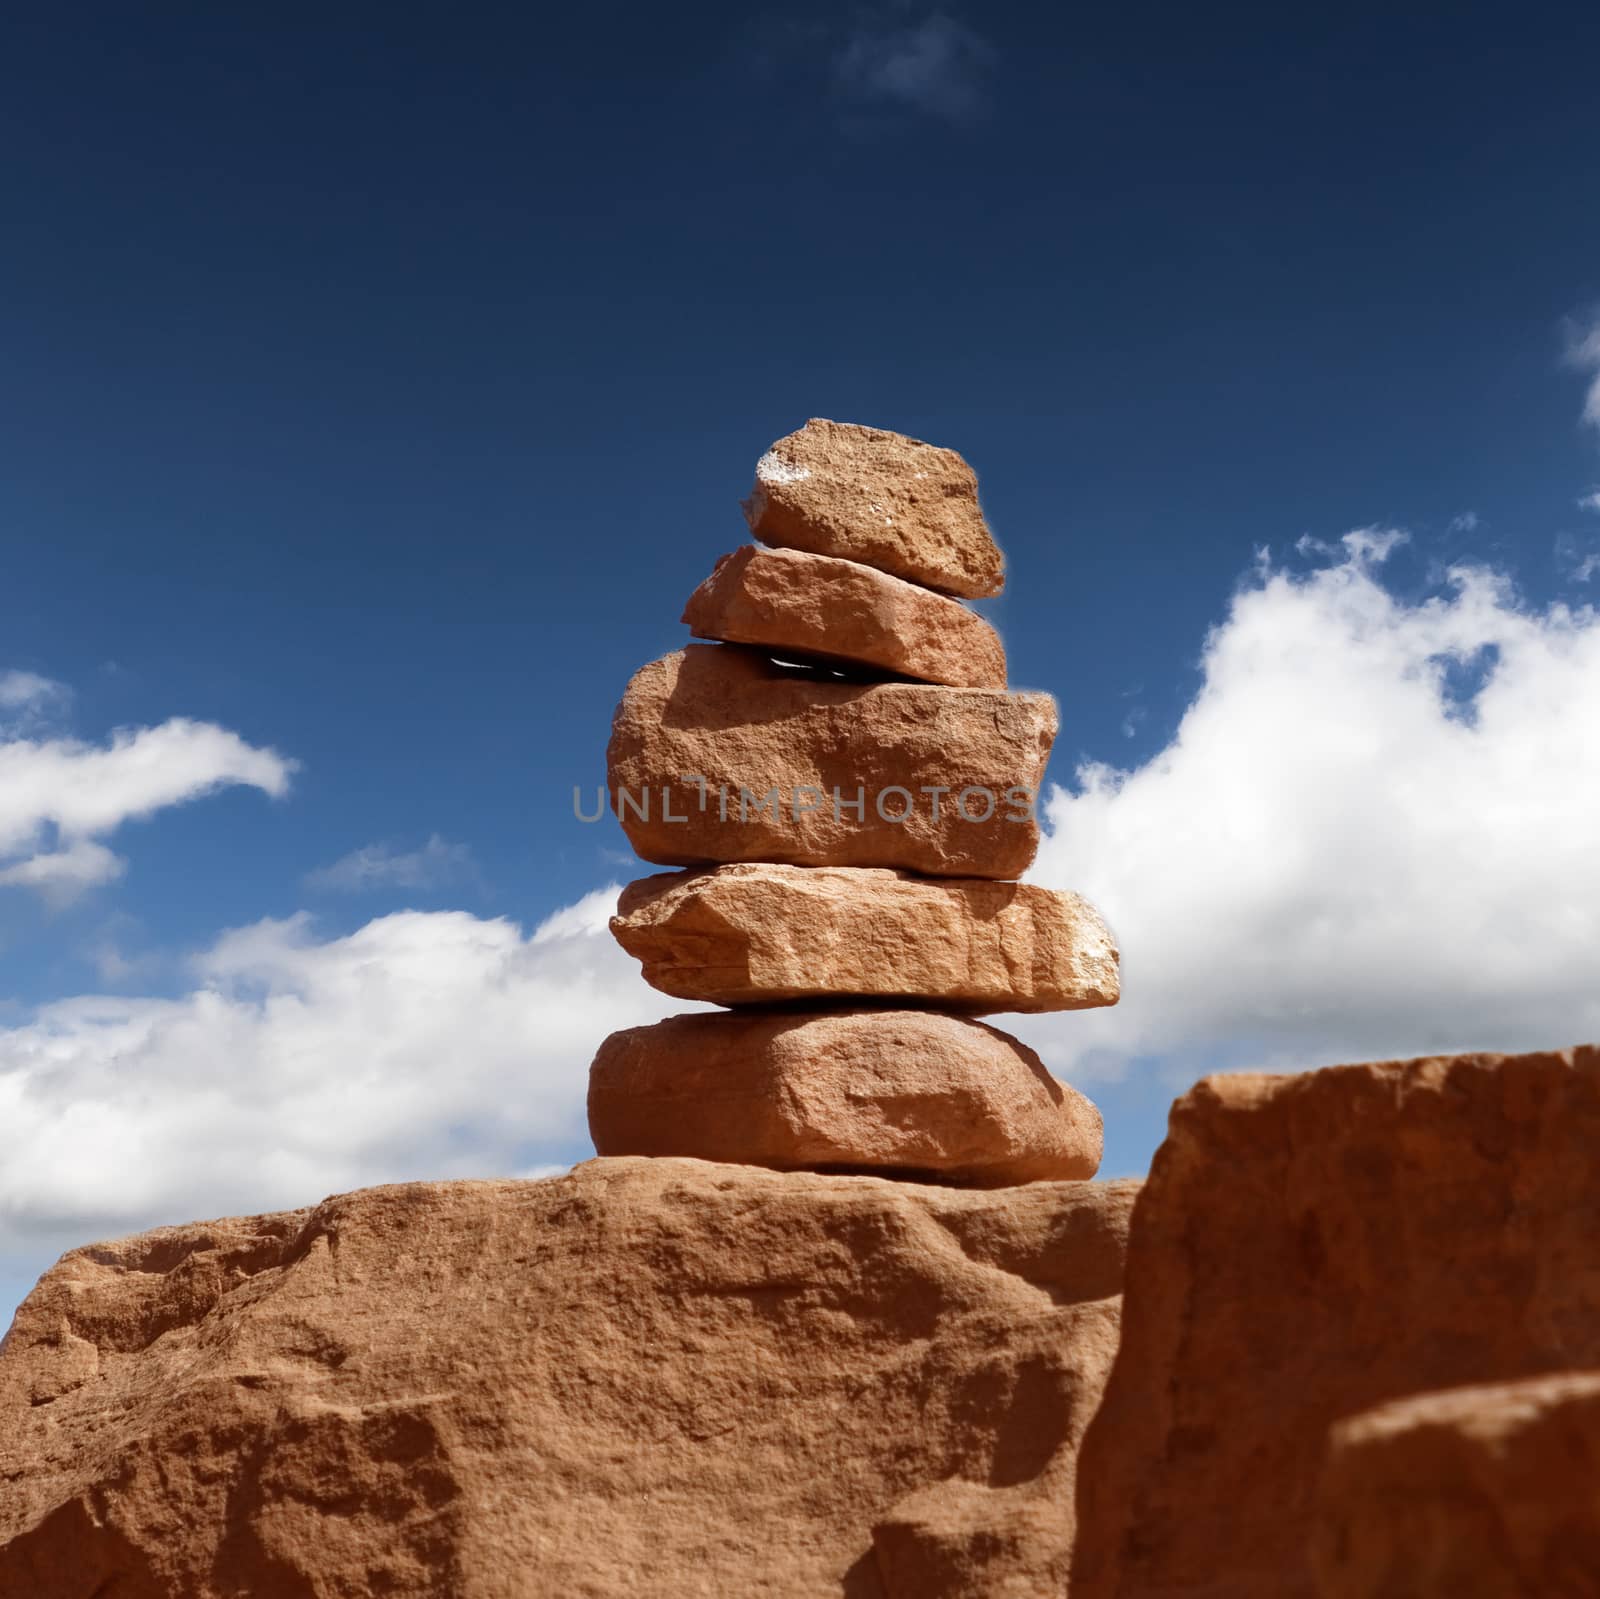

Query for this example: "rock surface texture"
[588,1010,1104,1185]
[742,418,1005,598]
[683,545,1007,688]
[606,644,1054,879]
[0,1162,1139,1599]
[681,544,1004,688]
[1071,1043,1600,1599]
[611,864,1121,1012]
[1311,1371,1600,1599]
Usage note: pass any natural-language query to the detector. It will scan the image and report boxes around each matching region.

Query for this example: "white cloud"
[835,11,996,122]
[0,886,700,1254]
[1567,313,1600,436]
[0,840,124,903]
[0,711,295,904]
[0,671,62,711]
[1449,511,1480,532]
[0,671,69,736]
[1021,532,1600,1085]
[305,833,475,894]
[1579,491,1600,513]
[84,925,162,986]
[1556,531,1600,583]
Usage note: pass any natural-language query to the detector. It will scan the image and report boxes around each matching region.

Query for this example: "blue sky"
[4,3,1600,1320]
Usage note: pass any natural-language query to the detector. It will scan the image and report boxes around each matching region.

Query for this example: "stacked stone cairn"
[588,419,1121,1186]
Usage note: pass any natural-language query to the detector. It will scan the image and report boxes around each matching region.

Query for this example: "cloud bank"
[0,887,697,1256]
[1021,532,1600,1082]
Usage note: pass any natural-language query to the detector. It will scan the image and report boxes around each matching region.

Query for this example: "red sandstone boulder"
[0,1160,1138,1598]
[587,1009,1103,1184]
[1072,1043,1600,1599]
[742,418,1005,598]
[682,545,1007,688]
[606,645,1054,879]
[1312,1371,1600,1598]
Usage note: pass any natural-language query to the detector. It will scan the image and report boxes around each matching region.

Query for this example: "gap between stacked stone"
[589,418,1121,1187]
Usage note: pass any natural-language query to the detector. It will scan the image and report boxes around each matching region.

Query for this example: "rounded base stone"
[587,1008,1102,1187]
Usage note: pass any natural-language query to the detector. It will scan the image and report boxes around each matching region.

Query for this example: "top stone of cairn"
[742,419,1006,600]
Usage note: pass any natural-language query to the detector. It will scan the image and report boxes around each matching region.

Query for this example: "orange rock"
[1072,1044,1600,1599]
[1311,1371,1600,1599]
[0,1161,1138,1598]
[876,1472,1095,1599]
[606,645,1054,879]
[682,545,1007,688]
[587,1009,1102,1185]
[742,418,1005,598]
[610,864,1120,1012]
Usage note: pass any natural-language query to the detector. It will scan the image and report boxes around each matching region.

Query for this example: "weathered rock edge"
[610,863,1121,1012]
[1072,1042,1600,1599]
[0,1160,1139,1599]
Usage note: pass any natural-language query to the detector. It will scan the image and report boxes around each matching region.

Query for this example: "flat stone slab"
[683,545,1007,688]
[588,1009,1103,1186]
[743,418,1005,598]
[610,863,1121,1012]
[606,645,1054,880]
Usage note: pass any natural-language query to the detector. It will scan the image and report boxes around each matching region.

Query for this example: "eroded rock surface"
[0,1160,1138,1599]
[742,418,1004,599]
[1312,1371,1600,1599]
[683,545,1007,688]
[1072,1043,1600,1599]
[611,864,1121,1012]
[588,1009,1102,1185]
[607,645,1054,878]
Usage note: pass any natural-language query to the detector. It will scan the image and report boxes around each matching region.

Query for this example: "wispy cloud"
[1556,531,1600,583]
[1448,511,1480,533]
[0,670,69,736]
[1565,311,1600,436]
[83,914,164,986]
[0,840,124,903]
[1578,490,1600,513]
[305,834,477,895]
[0,671,60,710]
[834,10,996,123]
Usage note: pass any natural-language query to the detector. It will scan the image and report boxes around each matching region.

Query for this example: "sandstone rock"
[743,419,1005,598]
[1311,1371,1600,1599]
[606,645,1053,879]
[0,1161,1138,1599]
[875,1474,1087,1599]
[611,864,1120,1013]
[1072,1043,1600,1599]
[682,545,1007,689]
[588,1010,1102,1185]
